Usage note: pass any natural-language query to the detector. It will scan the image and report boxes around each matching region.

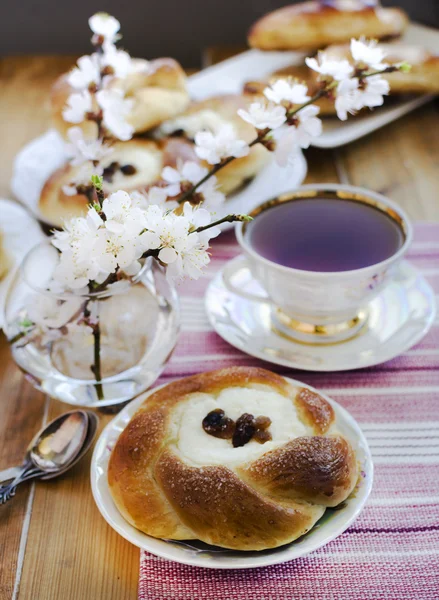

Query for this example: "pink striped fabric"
[139,223,439,600]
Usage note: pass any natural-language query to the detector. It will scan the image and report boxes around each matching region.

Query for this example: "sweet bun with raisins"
[51,58,190,139]
[38,137,194,227]
[108,367,359,551]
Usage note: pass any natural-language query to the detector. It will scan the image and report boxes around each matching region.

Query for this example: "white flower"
[334,75,389,120]
[62,90,93,123]
[161,161,206,196]
[52,210,102,263]
[237,102,286,130]
[66,127,113,166]
[306,54,354,81]
[165,233,211,281]
[161,161,224,211]
[161,165,184,197]
[96,88,134,141]
[350,38,388,71]
[194,124,249,165]
[89,13,120,47]
[101,190,145,236]
[335,78,361,121]
[264,80,310,105]
[92,229,141,274]
[53,250,101,290]
[67,54,100,90]
[139,204,190,263]
[275,105,322,166]
[183,202,221,242]
[197,177,225,212]
[101,46,139,80]
[359,75,390,109]
[145,187,172,207]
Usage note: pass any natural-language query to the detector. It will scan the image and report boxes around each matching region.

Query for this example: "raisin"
[255,415,271,430]
[103,161,120,182]
[121,164,137,175]
[232,413,256,448]
[254,429,272,444]
[202,409,235,439]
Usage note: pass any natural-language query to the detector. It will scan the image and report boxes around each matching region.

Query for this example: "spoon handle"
[0,465,23,484]
[0,465,42,504]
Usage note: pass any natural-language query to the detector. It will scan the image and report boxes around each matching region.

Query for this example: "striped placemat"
[139,223,439,600]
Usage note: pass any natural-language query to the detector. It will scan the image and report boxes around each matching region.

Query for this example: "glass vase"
[4,242,180,408]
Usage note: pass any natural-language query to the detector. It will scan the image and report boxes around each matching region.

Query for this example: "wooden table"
[0,53,438,600]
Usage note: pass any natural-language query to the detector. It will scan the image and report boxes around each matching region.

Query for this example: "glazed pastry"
[324,42,439,94]
[38,138,192,227]
[108,367,358,551]
[158,95,270,194]
[244,65,337,116]
[248,0,408,51]
[51,58,190,139]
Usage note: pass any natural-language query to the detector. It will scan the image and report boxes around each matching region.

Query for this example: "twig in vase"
[91,316,104,401]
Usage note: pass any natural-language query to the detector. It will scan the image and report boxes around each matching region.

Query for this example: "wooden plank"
[0,335,47,599]
[17,400,139,600]
[336,101,439,221]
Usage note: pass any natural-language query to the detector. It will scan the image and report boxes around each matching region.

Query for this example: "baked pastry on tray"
[248,0,408,51]
[51,58,190,139]
[108,367,359,551]
[38,138,192,226]
[158,95,270,194]
[243,65,337,116]
[323,42,439,94]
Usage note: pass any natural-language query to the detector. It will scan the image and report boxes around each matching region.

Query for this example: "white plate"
[0,199,45,328]
[91,377,373,569]
[205,258,436,372]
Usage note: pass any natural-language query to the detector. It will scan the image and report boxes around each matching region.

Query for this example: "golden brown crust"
[155,449,324,550]
[108,367,359,550]
[295,387,334,434]
[239,435,358,508]
[108,407,193,539]
[248,1,408,51]
[51,57,190,139]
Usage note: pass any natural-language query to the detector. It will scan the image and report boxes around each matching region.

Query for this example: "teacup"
[223,184,413,344]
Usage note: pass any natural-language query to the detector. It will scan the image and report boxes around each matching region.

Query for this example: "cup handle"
[222,257,271,304]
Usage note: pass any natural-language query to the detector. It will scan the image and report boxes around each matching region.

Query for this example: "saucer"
[205,258,436,372]
[91,377,372,569]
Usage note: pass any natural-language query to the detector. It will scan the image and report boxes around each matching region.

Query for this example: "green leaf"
[398,62,412,73]
[91,174,103,190]
[20,318,34,328]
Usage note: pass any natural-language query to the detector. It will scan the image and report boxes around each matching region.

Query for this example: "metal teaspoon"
[0,410,89,504]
